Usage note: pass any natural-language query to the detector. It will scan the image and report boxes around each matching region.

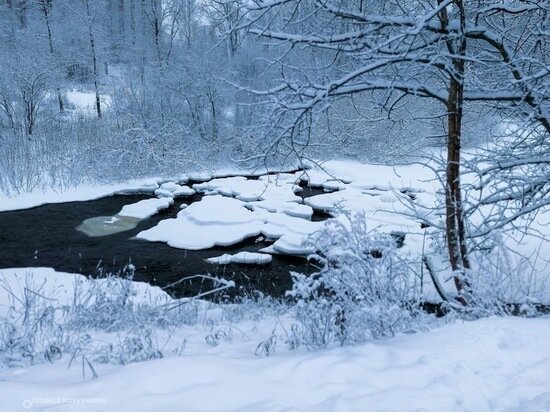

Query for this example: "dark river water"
[0,184,328,299]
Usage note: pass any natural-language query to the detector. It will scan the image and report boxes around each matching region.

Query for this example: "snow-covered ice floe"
[206,252,272,265]
[136,194,323,253]
[154,182,195,198]
[136,161,437,255]
[137,195,263,249]
[119,197,174,219]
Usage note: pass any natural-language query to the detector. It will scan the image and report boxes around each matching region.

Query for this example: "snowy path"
[1,317,549,412]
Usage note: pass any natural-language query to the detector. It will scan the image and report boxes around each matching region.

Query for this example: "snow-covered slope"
[0,315,548,412]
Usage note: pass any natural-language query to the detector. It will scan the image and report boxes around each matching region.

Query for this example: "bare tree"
[180,0,198,47]
[205,0,243,57]
[16,0,27,28]
[463,3,550,240]
[237,0,550,301]
[39,0,64,113]
[18,70,49,136]
[81,0,102,118]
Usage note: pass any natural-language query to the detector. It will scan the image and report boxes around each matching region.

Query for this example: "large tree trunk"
[440,0,470,300]
[446,78,469,292]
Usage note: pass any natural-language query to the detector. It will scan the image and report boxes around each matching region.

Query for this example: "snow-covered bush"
[288,212,425,348]
[0,273,73,367]
[467,233,549,315]
[68,270,199,332]
[94,329,164,366]
[0,270,202,368]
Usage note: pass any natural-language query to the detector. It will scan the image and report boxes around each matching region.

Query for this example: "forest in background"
[0,0,273,192]
[0,0,500,193]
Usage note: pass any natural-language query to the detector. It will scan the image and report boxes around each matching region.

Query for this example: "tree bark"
[440,0,470,300]
[119,0,125,47]
[84,0,101,119]
[40,0,64,113]
[17,0,26,28]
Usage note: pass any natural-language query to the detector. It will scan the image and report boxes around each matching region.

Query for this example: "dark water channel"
[0,183,329,299]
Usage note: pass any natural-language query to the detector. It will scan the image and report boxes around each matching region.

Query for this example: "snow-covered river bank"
[1,159,550,411]
[1,159,549,301]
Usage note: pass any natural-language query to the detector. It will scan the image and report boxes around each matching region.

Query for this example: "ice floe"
[154,182,195,198]
[137,194,323,253]
[119,197,174,219]
[137,196,263,249]
[76,215,142,237]
[77,197,174,237]
[205,252,272,265]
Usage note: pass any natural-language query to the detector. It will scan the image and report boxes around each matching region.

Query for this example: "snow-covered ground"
[0,268,169,314]
[2,318,550,412]
[65,90,112,117]
[0,268,549,412]
[0,179,161,212]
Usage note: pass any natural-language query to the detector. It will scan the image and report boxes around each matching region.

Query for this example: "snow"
[137,195,263,249]
[137,194,323,252]
[66,90,112,117]
[138,215,261,250]
[0,269,548,412]
[0,179,160,212]
[185,195,255,226]
[119,197,173,219]
[193,175,307,219]
[255,208,321,238]
[248,199,313,219]
[189,171,213,181]
[154,182,195,198]
[270,233,315,255]
[206,252,273,265]
[0,268,170,316]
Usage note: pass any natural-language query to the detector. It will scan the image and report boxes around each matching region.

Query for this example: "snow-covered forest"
[0,1,549,411]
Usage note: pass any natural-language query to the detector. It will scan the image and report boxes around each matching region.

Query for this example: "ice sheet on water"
[77,197,173,237]
[205,252,273,265]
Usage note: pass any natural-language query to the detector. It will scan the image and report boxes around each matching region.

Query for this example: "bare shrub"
[288,212,428,349]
